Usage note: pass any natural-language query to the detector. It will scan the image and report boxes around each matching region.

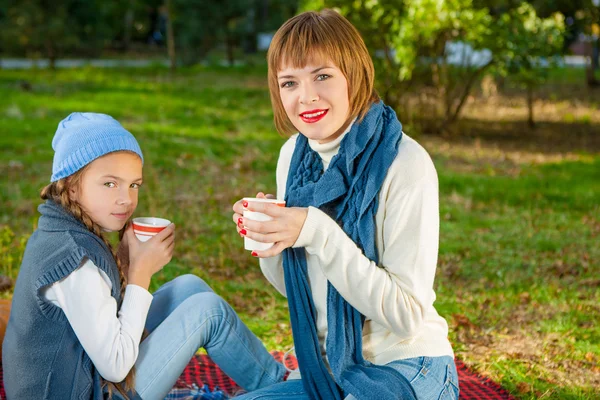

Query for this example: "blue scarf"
[283,101,417,399]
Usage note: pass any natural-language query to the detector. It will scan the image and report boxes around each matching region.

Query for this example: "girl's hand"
[238,200,308,258]
[125,223,176,289]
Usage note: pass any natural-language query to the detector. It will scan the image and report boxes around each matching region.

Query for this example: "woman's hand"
[124,223,176,289]
[232,192,308,258]
[232,192,273,236]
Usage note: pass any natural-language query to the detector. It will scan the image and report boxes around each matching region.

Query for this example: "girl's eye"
[280,81,295,88]
[130,183,142,189]
[104,182,116,188]
[316,74,331,81]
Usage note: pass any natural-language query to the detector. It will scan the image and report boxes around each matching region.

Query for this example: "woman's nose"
[300,84,319,105]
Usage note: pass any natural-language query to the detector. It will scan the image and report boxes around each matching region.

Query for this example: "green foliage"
[495,3,565,81]
[493,3,565,126]
[0,0,122,62]
[171,0,298,65]
[300,0,566,130]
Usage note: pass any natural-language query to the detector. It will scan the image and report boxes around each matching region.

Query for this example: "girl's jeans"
[234,355,459,400]
[132,274,286,399]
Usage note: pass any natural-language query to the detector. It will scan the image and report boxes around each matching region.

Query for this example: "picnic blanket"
[0,352,514,399]
[164,352,514,399]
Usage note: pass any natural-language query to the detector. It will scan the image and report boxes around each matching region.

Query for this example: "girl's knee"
[173,274,214,294]
[194,291,228,310]
[186,292,238,323]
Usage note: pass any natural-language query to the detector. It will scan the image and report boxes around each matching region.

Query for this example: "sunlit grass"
[1,66,598,398]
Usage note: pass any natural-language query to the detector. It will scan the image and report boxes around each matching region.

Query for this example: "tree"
[0,0,124,68]
[171,0,299,66]
[301,0,564,132]
[165,0,176,71]
[170,0,298,67]
[494,4,564,128]
[479,0,599,87]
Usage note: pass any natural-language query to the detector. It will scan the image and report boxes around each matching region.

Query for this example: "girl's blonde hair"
[267,9,379,136]
[40,165,136,399]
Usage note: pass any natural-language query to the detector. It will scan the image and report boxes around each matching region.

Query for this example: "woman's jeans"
[132,274,286,400]
[234,355,459,400]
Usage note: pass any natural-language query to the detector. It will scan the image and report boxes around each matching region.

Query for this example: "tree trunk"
[585,38,599,87]
[593,38,599,71]
[46,39,56,70]
[123,2,135,51]
[527,83,535,129]
[226,32,235,67]
[165,0,176,71]
[442,61,494,129]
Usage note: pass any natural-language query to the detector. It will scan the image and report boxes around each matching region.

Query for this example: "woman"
[232,9,458,400]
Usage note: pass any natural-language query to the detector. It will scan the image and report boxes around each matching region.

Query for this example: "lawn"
[1,66,598,399]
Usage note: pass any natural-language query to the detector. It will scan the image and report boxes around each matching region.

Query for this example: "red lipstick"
[299,109,328,123]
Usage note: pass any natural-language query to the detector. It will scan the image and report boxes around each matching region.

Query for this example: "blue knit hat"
[51,112,144,182]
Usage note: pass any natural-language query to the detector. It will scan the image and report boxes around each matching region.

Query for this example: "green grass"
[1,66,598,398]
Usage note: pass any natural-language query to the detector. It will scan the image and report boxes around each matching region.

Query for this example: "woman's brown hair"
[40,165,135,399]
[267,9,379,136]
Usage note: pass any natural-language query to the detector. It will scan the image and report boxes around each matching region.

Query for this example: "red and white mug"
[132,217,171,242]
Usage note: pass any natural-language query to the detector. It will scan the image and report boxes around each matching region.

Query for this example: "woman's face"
[70,151,143,232]
[277,61,351,143]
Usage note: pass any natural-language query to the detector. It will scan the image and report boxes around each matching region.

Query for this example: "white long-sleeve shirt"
[260,130,454,372]
[41,259,153,382]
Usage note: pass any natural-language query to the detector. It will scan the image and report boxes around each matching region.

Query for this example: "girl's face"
[278,61,350,143]
[70,152,143,232]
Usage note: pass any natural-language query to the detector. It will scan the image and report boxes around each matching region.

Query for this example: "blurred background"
[1,1,598,399]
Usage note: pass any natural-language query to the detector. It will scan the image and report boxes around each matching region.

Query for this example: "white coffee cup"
[242,197,286,251]
[132,217,171,242]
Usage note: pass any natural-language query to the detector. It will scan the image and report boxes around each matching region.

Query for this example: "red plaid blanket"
[171,352,513,399]
[0,353,514,399]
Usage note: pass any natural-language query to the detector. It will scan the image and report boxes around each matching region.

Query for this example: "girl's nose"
[117,189,133,205]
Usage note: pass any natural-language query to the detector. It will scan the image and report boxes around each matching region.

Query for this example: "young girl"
[232,10,459,400]
[3,112,286,400]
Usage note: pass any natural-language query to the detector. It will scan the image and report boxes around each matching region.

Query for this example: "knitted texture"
[2,200,130,399]
[51,112,143,182]
[283,101,416,399]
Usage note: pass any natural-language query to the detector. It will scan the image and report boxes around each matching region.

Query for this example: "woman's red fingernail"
[242,201,248,208]
[238,217,243,226]
[240,229,247,235]
[251,251,258,257]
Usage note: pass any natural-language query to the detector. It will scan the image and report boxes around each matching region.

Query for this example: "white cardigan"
[260,130,454,373]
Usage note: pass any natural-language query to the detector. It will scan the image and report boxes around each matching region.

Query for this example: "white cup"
[242,197,286,251]
[132,217,171,242]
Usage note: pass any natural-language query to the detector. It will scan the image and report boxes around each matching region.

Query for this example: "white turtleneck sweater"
[260,127,454,374]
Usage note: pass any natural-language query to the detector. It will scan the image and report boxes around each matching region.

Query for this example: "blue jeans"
[132,275,286,400]
[234,355,459,400]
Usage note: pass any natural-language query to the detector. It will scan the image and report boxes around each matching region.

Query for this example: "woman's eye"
[104,182,116,188]
[281,81,295,88]
[316,74,331,81]
[131,183,142,189]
